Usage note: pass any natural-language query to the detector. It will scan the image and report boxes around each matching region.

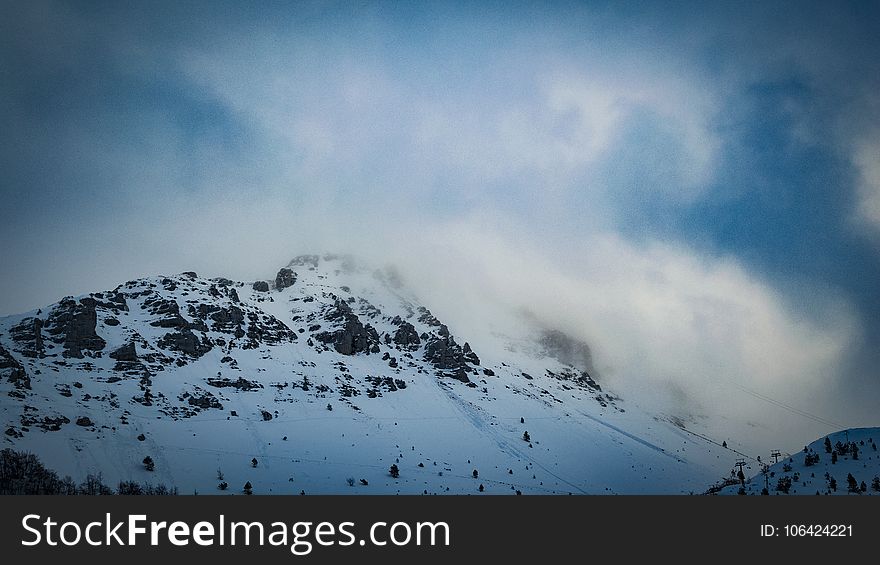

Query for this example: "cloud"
[0,1,875,450]
[852,134,880,233]
[356,218,860,449]
[173,18,724,221]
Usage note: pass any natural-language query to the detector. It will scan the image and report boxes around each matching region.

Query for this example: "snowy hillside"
[2,254,744,494]
[712,427,880,495]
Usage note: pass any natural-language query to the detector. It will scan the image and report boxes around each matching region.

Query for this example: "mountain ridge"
[0,254,767,494]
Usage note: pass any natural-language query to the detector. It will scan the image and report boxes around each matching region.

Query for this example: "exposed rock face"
[252,281,270,292]
[76,416,93,427]
[186,392,223,410]
[275,268,296,290]
[244,312,297,348]
[391,316,421,350]
[144,296,188,329]
[228,288,240,303]
[462,342,480,365]
[188,303,245,334]
[109,342,138,362]
[10,317,44,358]
[44,298,106,358]
[158,329,212,358]
[424,327,479,383]
[417,307,442,328]
[0,344,30,390]
[91,291,128,312]
[540,329,595,375]
[315,300,377,355]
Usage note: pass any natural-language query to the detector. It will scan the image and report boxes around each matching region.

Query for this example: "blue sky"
[1,1,878,431]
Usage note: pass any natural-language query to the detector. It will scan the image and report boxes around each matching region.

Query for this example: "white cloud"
[367,218,860,446]
[176,35,722,212]
[853,134,880,232]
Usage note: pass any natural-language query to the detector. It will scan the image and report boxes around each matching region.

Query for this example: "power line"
[727,382,845,430]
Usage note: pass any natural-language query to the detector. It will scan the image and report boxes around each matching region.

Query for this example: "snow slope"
[713,427,880,495]
[1,254,750,494]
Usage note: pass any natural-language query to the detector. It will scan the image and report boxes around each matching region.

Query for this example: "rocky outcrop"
[417,307,442,328]
[91,291,128,312]
[144,297,188,329]
[391,316,420,350]
[462,342,480,365]
[252,281,270,292]
[44,298,106,358]
[275,268,296,290]
[9,317,44,358]
[188,303,245,334]
[228,288,240,303]
[109,342,138,362]
[424,325,479,383]
[315,300,378,355]
[540,329,595,375]
[0,344,30,391]
[243,312,297,348]
[157,329,212,358]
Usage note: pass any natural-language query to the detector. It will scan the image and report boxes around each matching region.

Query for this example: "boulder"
[275,268,297,290]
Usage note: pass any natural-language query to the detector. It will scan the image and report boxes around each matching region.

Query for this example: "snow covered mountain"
[711,427,880,495]
[2,254,744,494]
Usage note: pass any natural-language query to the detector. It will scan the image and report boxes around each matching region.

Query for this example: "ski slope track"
[0,254,787,494]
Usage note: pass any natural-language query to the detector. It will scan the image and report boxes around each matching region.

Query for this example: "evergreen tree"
[243,481,252,495]
[847,473,859,493]
[389,464,400,478]
[143,456,154,472]
[472,469,479,479]
[522,431,530,442]
[251,457,258,468]
[824,437,832,453]
[478,484,484,492]
[831,451,838,464]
